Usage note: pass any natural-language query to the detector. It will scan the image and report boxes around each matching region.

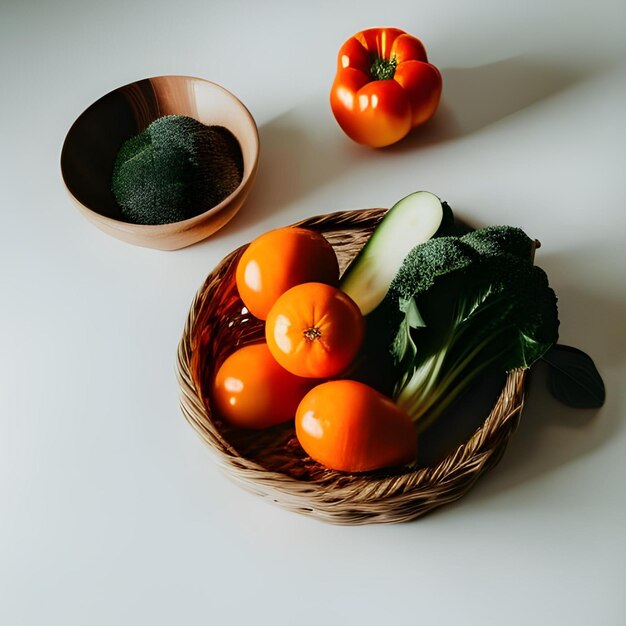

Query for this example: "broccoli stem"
[395,291,513,430]
[396,337,508,431]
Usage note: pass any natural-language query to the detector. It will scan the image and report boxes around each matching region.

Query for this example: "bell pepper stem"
[370,55,397,81]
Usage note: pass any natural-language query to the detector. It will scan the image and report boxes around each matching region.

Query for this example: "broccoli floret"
[380,228,559,429]
[389,235,479,308]
[461,225,535,260]
[111,115,243,225]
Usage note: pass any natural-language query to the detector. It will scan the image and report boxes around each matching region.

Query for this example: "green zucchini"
[340,191,453,315]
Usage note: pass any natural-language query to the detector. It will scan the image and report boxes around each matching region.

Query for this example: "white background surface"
[2,1,626,624]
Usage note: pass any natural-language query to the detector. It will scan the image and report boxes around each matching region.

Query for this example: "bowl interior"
[61,75,259,223]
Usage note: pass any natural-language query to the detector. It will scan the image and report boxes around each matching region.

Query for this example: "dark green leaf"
[542,344,606,409]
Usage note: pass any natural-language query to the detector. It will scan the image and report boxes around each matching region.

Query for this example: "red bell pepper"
[330,28,442,147]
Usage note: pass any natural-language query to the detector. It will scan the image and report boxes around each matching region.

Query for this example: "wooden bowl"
[60,76,259,250]
[176,209,527,525]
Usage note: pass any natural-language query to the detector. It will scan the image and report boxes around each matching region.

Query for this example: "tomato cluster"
[212,226,417,472]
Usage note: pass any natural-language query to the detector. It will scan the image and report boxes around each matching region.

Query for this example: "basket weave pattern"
[177,209,526,524]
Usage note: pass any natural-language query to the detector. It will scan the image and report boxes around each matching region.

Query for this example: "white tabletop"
[2,1,625,624]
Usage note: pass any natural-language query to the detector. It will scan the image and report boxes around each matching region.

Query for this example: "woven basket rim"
[176,208,526,524]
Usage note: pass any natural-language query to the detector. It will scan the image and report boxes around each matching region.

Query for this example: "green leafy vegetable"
[382,227,559,429]
[542,344,605,408]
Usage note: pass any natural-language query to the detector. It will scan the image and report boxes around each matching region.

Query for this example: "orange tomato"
[212,343,315,429]
[236,227,339,320]
[295,380,417,472]
[265,282,364,378]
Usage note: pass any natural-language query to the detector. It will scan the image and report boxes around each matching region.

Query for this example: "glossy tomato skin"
[330,27,442,147]
[212,343,315,429]
[236,227,339,320]
[295,380,417,472]
[265,282,364,379]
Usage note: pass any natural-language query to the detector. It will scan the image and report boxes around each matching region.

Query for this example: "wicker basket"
[176,209,527,525]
